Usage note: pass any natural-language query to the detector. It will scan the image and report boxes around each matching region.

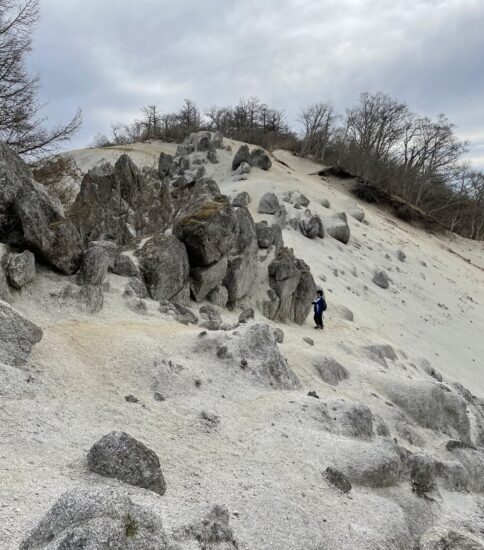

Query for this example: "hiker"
[312,289,325,329]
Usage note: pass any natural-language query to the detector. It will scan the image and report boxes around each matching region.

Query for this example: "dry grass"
[181,197,226,225]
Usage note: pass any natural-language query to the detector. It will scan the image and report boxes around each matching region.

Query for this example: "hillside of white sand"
[1,138,484,549]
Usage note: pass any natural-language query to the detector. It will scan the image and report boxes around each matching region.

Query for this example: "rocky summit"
[1,134,483,550]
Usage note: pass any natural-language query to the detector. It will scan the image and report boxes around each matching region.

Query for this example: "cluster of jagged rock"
[0,132,321,326]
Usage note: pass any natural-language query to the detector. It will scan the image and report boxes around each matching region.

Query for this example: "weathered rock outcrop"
[87,431,166,494]
[71,156,172,246]
[19,488,168,550]
[0,300,42,365]
[224,207,258,302]
[0,144,82,274]
[71,162,132,245]
[264,247,316,324]
[136,235,189,303]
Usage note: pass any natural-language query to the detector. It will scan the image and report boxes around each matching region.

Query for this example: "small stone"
[153,392,165,402]
[124,394,139,403]
[373,270,390,289]
[307,391,319,399]
[303,337,314,346]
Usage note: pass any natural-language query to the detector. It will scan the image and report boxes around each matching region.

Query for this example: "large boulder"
[87,431,166,494]
[250,148,272,170]
[258,192,280,214]
[115,155,173,236]
[0,144,82,274]
[232,144,251,170]
[322,212,350,244]
[191,256,228,302]
[173,195,237,267]
[6,250,36,289]
[0,300,42,365]
[71,162,132,245]
[265,247,316,324]
[292,266,317,324]
[19,488,168,550]
[136,235,189,302]
[223,207,258,302]
[71,156,173,246]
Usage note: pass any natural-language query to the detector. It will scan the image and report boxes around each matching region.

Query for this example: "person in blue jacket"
[312,289,325,329]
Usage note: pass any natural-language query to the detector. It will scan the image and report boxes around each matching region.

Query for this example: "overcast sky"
[29,0,484,167]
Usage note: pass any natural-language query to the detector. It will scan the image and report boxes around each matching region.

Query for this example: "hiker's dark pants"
[314,312,323,327]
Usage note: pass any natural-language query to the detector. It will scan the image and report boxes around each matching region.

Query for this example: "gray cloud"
[29,0,484,166]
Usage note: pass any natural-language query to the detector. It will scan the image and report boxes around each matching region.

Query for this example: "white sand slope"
[1,138,483,549]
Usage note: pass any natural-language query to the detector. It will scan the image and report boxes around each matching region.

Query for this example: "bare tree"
[0,0,81,157]
[298,102,338,161]
[140,104,161,139]
[177,99,200,136]
[345,92,409,181]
